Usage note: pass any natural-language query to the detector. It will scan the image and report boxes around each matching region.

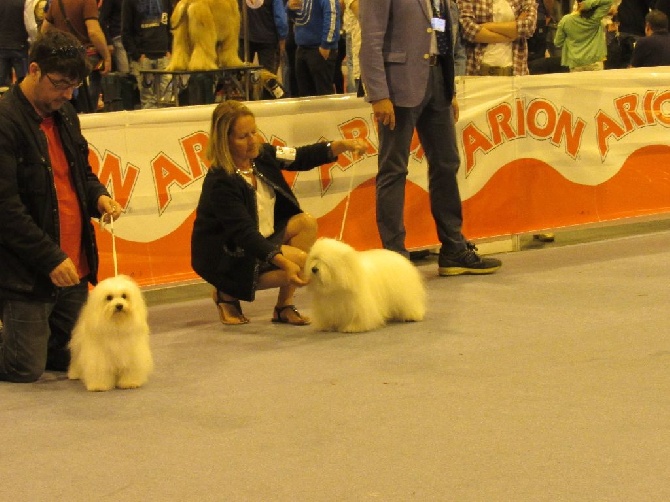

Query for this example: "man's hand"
[319,47,330,60]
[97,195,122,223]
[452,97,459,122]
[49,258,80,287]
[372,98,395,130]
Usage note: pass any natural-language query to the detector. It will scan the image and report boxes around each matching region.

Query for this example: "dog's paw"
[84,383,115,392]
[116,381,144,390]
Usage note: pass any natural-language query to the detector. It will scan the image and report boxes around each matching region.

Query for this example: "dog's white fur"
[305,238,427,332]
[68,275,153,391]
[166,0,244,71]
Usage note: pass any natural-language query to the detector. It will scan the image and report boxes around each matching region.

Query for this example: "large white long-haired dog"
[305,238,427,332]
[68,275,153,391]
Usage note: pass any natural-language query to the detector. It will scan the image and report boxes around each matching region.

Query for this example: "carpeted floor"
[2,227,669,501]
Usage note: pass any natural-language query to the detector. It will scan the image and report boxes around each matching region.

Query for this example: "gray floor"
[2,223,670,501]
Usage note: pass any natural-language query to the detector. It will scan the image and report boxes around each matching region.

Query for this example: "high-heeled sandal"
[212,290,250,325]
[271,305,310,326]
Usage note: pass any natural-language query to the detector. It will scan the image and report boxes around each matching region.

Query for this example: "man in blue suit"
[631,9,670,67]
[358,0,501,276]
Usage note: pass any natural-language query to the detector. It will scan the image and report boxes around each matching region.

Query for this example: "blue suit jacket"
[359,0,455,107]
[631,31,670,67]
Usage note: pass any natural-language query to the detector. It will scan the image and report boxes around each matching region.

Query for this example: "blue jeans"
[376,65,466,257]
[131,55,171,109]
[0,282,88,383]
[111,36,130,74]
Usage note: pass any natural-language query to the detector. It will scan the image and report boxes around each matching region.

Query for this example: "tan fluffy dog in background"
[167,0,245,71]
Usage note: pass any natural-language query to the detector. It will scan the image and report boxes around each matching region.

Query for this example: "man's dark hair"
[646,9,669,33]
[28,30,91,82]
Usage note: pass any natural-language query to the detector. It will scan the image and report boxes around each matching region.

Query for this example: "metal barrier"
[139,66,263,107]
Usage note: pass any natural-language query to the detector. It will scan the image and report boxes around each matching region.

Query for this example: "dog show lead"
[191,101,366,326]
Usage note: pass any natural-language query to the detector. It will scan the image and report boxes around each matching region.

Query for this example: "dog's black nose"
[311,266,319,274]
[115,304,124,311]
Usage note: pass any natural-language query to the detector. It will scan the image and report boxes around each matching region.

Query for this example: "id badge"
[431,17,446,32]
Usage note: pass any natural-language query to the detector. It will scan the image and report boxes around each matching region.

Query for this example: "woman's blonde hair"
[206,101,255,175]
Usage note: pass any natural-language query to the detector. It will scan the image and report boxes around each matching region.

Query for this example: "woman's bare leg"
[256,213,317,324]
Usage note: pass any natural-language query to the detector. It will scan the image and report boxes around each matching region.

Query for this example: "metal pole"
[242,0,250,100]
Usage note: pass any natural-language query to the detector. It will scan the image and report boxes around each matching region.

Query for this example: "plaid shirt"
[458,0,537,76]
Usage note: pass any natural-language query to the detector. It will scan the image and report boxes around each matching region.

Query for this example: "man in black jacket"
[0,30,122,383]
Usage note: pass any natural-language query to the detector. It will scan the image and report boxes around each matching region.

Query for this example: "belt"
[428,54,441,66]
[479,63,513,76]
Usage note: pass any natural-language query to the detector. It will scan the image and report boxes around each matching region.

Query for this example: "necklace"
[235,164,254,176]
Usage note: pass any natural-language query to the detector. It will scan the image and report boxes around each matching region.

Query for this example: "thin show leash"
[337,140,367,242]
[99,208,120,278]
[337,161,356,242]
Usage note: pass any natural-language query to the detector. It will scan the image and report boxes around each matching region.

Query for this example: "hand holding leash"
[97,196,123,277]
[97,195,122,223]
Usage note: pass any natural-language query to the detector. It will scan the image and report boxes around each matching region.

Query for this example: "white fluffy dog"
[305,238,427,333]
[68,275,153,391]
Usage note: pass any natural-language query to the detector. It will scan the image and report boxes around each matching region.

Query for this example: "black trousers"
[294,46,337,97]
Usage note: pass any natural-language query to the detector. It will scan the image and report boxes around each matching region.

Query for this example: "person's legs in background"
[333,35,346,93]
[255,42,280,74]
[111,35,130,74]
[0,54,12,87]
[345,31,356,93]
[375,105,417,257]
[284,21,298,97]
[0,49,30,87]
[304,47,337,96]
[416,67,466,255]
[133,55,172,108]
[295,46,316,97]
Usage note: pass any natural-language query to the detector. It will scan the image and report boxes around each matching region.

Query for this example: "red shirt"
[40,116,90,280]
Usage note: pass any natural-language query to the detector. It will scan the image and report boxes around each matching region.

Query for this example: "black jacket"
[191,142,334,302]
[0,85,110,300]
[122,0,172,61]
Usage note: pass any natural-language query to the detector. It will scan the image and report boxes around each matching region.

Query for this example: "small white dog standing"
[68,275,153,391]
[305,238,427,333]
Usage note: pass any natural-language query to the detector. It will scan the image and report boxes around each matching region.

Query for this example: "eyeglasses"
[44,72,83,91]
[49,46,86,58]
